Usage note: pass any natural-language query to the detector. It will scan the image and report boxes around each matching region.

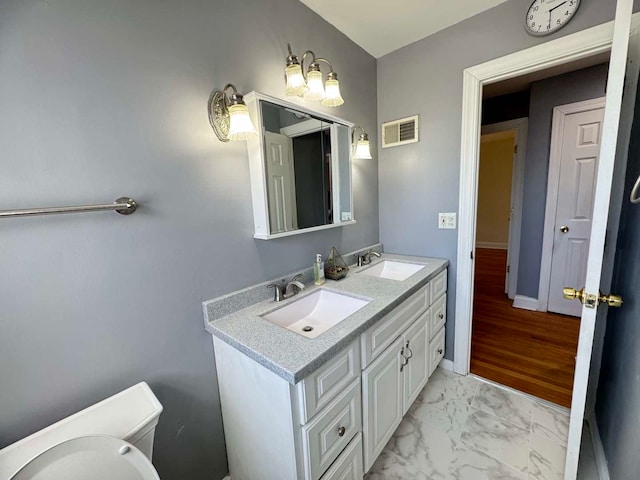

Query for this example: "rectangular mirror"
[244,92,355,240]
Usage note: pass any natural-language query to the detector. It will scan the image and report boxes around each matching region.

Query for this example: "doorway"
[456,5,640,478]
[468,62,609,407]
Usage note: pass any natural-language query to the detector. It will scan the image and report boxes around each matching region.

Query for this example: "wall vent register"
[381,115,419,148]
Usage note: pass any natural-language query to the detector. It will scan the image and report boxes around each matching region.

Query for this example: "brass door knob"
[563,287,585,303]
[599,293,623,308]
[560,226,570,233]
[564,287,623,307]
[338,426,346,437]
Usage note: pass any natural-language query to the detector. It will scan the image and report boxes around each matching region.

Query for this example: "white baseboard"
[513,295,538,311]
[439,358,454,372]
[587,414,610,480]
[475,242,508,250]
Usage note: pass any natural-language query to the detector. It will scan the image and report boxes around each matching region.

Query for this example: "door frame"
[537,97,607,313]
[454,14,640,375]
[479,118,528,300]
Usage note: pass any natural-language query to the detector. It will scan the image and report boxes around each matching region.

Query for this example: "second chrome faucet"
[267,274,306,302]
[356,249,381,267]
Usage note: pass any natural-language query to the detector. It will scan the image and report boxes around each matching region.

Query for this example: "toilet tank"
[0,382,163,479]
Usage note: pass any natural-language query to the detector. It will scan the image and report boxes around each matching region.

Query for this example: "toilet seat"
[10,435,160,480]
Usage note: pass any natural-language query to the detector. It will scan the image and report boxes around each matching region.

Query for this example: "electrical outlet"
[341,212,352,221]
[439,213,457,229]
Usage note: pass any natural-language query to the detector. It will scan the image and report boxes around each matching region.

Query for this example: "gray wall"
[0,1,377,479]
[595,81,640,480]
[377,0,625,359]
[517,63,608,297]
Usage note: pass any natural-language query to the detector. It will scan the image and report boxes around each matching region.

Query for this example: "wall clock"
[525,0,581,37]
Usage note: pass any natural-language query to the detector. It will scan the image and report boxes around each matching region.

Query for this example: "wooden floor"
[470,248,580,407]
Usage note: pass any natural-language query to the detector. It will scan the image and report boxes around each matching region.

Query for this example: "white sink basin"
[261,289,371,339]
[360,260,426,281]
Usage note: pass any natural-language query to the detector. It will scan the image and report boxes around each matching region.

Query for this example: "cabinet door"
[362,336,404,472]
[402,311,429,415]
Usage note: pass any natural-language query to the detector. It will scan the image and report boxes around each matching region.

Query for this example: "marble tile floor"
[365,368,573,480]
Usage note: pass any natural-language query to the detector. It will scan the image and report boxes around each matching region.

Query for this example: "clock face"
[525,0,580,36]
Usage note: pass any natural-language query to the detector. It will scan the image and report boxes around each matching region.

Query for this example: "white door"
[564,1,636,478]
[546,103,605,316]
[362,336,404,472]
[402,312,429,415]
[264,132,298,233]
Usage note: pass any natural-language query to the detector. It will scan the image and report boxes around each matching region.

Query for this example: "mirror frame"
[244,92,356,240]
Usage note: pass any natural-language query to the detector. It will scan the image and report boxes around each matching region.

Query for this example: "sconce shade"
[322,77,344,107]
[352,126,372,159]
[208,85,256,142]
[304,69,325,101]
[353,137,372,159]
[227,103,257,141]
[285,64,307,96]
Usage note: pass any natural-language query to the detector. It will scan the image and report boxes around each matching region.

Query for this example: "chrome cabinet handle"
[404,341,413,360]
[437,348,443,354]
[438,313,444,319]
[400,348,409,372]
[338,426,346,437]
[560,225,569,233]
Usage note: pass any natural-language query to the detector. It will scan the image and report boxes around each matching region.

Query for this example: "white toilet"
[0,382,163,480]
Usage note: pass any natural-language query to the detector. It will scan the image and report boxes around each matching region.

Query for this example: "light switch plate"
[439,213,456,229]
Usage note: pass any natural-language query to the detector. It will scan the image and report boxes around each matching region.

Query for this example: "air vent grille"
[382,115,419,148]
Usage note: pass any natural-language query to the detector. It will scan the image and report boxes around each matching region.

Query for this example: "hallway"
[470,249,581,407]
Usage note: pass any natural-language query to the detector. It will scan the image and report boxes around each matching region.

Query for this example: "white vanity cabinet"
[213,337,364,480]
[212,266,448,480]
[361,271,447,471]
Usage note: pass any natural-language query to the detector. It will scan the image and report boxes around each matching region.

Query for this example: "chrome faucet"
[267,274,306,302]
[284,274,305,299]
[356,249,381,267]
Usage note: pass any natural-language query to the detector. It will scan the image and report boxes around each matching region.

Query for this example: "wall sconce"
[208,84,257,142]
[284,44,344,107]
[352,126,372,159]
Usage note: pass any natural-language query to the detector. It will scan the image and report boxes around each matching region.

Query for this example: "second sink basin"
[360,260,426,281]
[261,289,371,339]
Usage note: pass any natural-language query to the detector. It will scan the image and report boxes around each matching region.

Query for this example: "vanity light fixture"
[352,126,372,159]
[285,44,344,107]
[208,83,257,142]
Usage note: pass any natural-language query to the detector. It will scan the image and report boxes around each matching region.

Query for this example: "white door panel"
[565,1,635,478]
[265,132,297,233]
[548,108,605,316]
[362,337,404,472]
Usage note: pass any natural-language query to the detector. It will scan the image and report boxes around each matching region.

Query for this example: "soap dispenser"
[314,254,326,286]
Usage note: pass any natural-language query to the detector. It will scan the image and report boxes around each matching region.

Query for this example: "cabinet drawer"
[361,284,429,368]
[302,379,362,480]
[298,340,360,424]
[319,433,363,480]
[429,327,445,377]
[430,269,447,304]
[429,293,447,339]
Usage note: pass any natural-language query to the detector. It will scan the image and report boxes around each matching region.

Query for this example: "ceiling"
[299,0,511,58]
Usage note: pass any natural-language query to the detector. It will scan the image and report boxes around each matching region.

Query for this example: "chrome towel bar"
[0,197,137,218]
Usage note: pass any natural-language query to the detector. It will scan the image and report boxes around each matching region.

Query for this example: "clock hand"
[548,1,567,13]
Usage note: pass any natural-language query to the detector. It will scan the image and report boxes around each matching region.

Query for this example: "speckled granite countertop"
[204,254,448,384]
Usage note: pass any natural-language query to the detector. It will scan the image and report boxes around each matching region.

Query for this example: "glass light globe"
[285,64,307,96]
[227,103,256,141]
[322,78,344,107]
[353,139,372,159]
[303,69,325,101]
